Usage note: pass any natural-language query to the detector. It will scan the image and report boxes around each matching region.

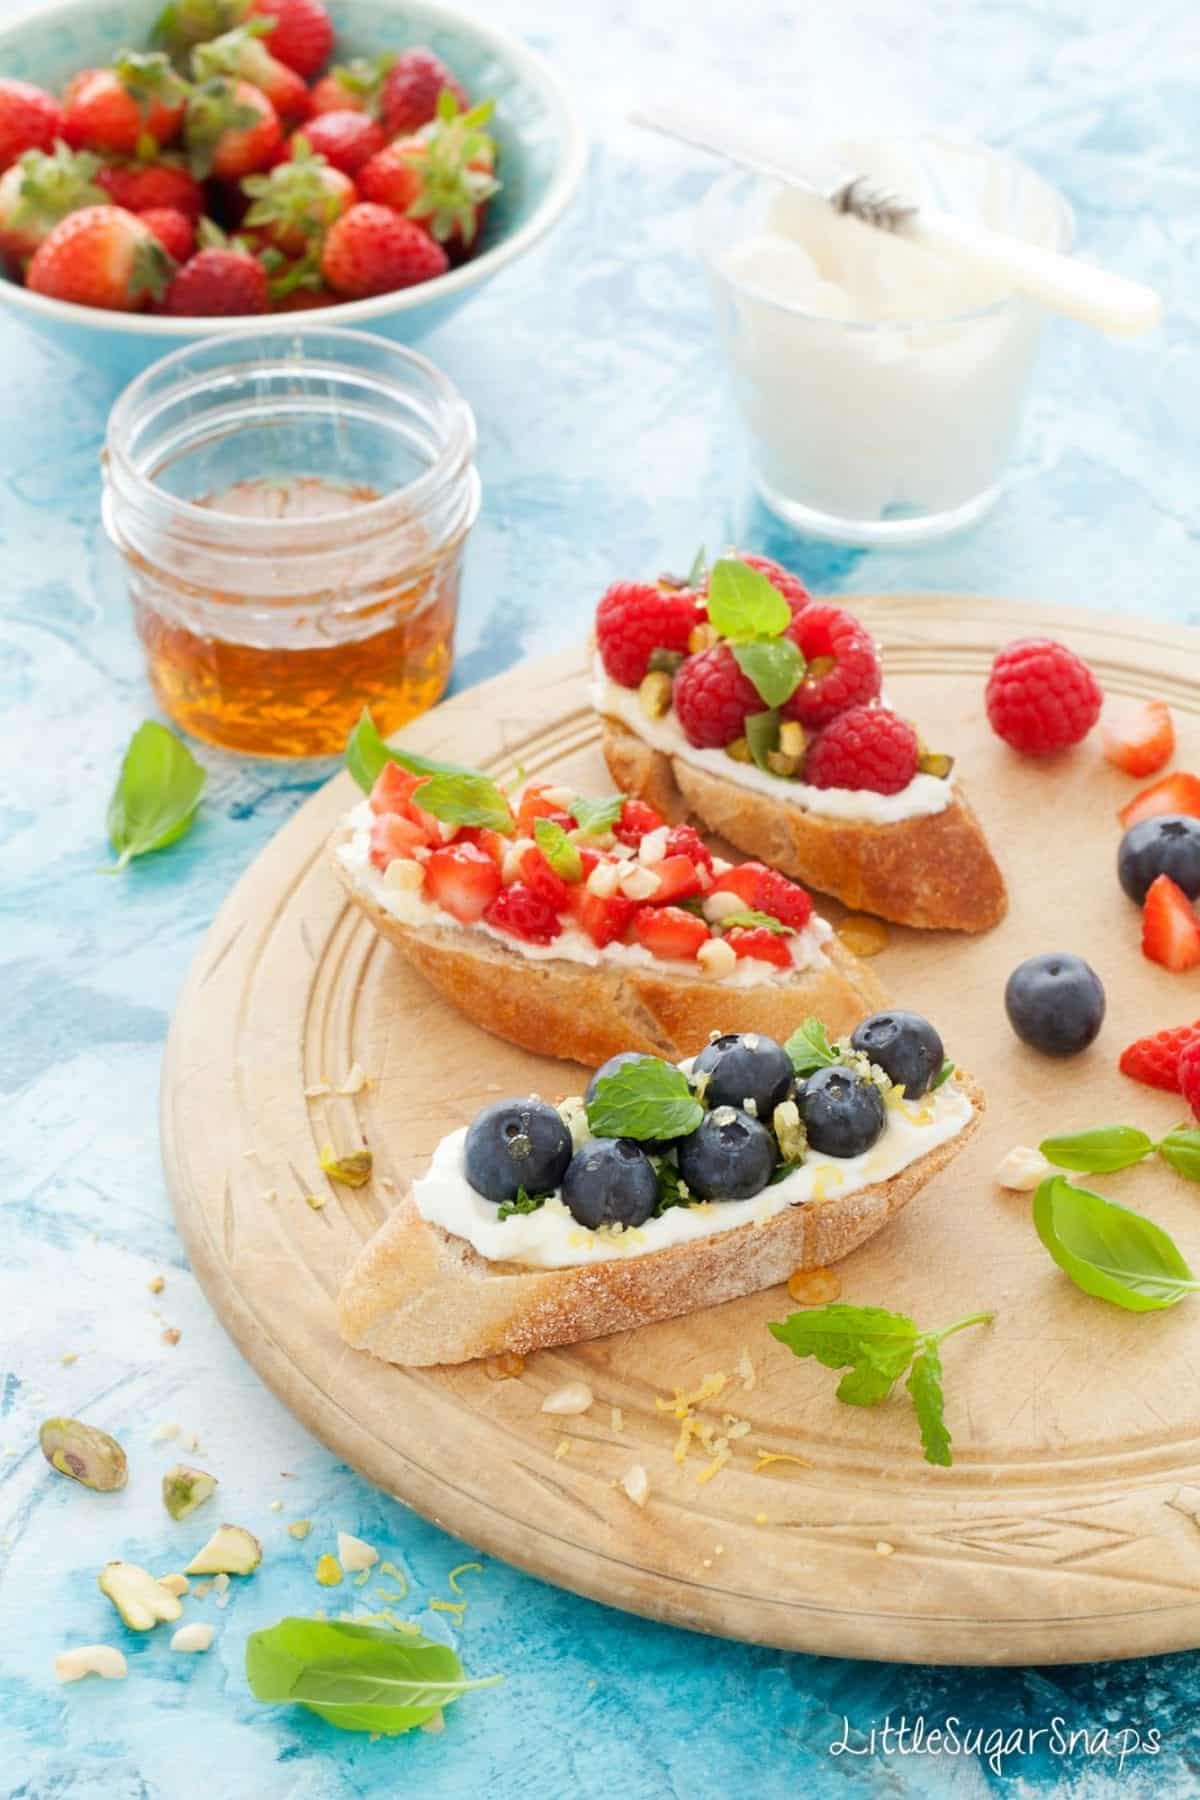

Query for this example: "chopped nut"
[98,1563,183,1631]
[995,1145,1052,1191]
[336,1063,369,1096]
[288,1519,312,1540]
[150,1422,180,1444]
[178,1430,199,1453]
[319,1146,373,1188]
[585,859,622,898]
[337,1531,378,1573]
[754,1512,768,1525]
[737,1349,755,1391]
[835,914,890,958]
[484,1352,525,1381]
[162,1465,218,1521]
[157,1573,189,1597]
[620,1464,649,1507]
[638,670,673,720]
[637,826,669,865]
[611,1407,624,1434]
[703,888,748,923]
[54,1644,127,1683]
[304,1080,332,1098]
[60,1352,78,1366]
[697,937,737,978]
[314,1554,343,1587]
[148,1275,165,1295]
[778,720,807,758]
[875,1540,895,1556]
[765,750,801,778]
[917,749,955,780]
[724,736,753,764]
[161,1328,181,1347]
[772,1099,805,1164]
[618,863,661,901]
[553,1440,571,1460]
[171,1623,215,1653]
[269,1499,283,1513]
[787,1266,842,1305]
[541,1380,594,1416]
[39,1418,127,1492]
[304,1193,326,1211]
[185,1525,262,1576]
[688,622,717,654]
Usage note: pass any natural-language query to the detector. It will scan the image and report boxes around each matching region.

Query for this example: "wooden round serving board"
[163,596,1200,1667]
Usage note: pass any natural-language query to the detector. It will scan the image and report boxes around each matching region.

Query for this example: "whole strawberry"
[363,93,499,258]
[246,0,334,78]
[192,22,311,125]
[185,77,282,179]
[27,204,174,311]
[0,78,64,173]
[241,139,354,255]
[139,205,196,262]
[595,580,703,687]
[161,240,269,314]
[381,47,467,137]
[0,143,105,264]
[309,54,394,117]
[62,53,188,156]
[292,111,384,177]
[986,638,1103,756]
[320,201,448,298]
[95,156,205,220]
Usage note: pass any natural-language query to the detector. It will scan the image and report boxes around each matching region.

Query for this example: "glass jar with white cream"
[699,137,1072,545]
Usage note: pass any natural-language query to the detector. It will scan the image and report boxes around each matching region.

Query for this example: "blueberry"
[562,1139,658,1229]
[691,1032,793,1119]
[585,1052,671,1152]
[1004,952,1105,1057]
[799,1066,886,1158]
[850,1011,944,1098]
[464,1098,573,1204]
[676,1107,776,1200]
[1118,815,1200,904]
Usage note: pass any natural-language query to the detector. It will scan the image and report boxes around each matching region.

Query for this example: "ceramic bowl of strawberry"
[0,0,584,377]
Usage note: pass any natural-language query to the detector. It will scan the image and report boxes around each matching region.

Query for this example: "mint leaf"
[745,708,780,770]
[585,1056,703,1142]
[717,909,794,935]
[1039,1126,1155,1174]
[705,558,791,642]
[107,721,206,871]
[906,1344,950,1466]
[409,771,515,835]
[534,817,583,881]
[784,1017,841,1077]
[345,708,477,794]
[1158,1127,1200,1182]
[931,1059,955,1090]
[651,1155,692,1215]
[732,638,804,708]
[1033,1175,1198,1311]
[497,1187,547,1221]
[569,792,626,839]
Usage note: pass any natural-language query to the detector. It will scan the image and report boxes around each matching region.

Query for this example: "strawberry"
[192,22,311,124]
[271,278,334,309]
[370,93,499,258]
[1119,1021,1200,1092]
[309,55,394,118]
[484,882,562,945]
[0,143,104,264]
[518,845,571,911]
[160,241,268,314]
[457,825,508,866]
[241,138,354,254]
[95,156,205,219]
[26,204,173,310]
[368,812,427,870]
[645,854,702,906]
[1180,1036,1200,1122]
[515,784,573,836]
[246,0,334,79]
[726,926,792,968]
[155,0,246,63]
[291,111,384,177]
[185,77,282,179]
[424,841,502,922]
[752,867,813,930]
[1142,874,1200,972]
[664,824,712,869]
[1101,698,1174,777]
[567,887,635,949]
[380,47,468,138]
[633,906,710,961]
[320,201,448,298]
[706,861,771,906]
[62,55,188,156]
[1118,771,1200,831]
[368,761,422,815]
[0,79,64,173]
[139,204,196,261]
[613,799,664,846]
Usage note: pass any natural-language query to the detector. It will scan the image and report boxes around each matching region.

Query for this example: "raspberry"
[752,868,813,930]
[1119,1022,1200,1092]
[985,638,1103,756]
[664,823,712,868]
[614,798,664,845]
[736,552,810,615]
[805,706,919,795]
[673,644,763,749]
[483,881,562,945]
[782,604,881,729]
[1181,1034,1200,1121]
[595,581,702,688]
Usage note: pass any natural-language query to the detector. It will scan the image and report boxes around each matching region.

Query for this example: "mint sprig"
[497,1187,547,1222]
[534,817,583,882]
[705,558,791,642]
[784,1017,841,1078]
[731,639,804,709]
[745,709,780,770]
[345,709,514,834]
[1040,1123,1200,1180]
[569,792,626,839]
[768,1303,993,1467]
[931,1059,956,1091]
[717,909,794,936]
[585,1057,703,1142]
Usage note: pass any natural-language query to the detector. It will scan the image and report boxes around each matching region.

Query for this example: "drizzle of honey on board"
[133,477,458,757]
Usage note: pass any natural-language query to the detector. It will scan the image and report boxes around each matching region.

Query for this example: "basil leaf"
[784,1017,841,1077]
[410,771,515,835]
[705,558,791,642]
[744,708,780,771]
[717,909,794,936]
[585,1056,703,1142]
[569,792,626,839]
[345,708,477,794]
[1033,1175,1198,1311]
[1158,1127,1200,1183]
[245,1617,500,1736]
[107,721,206,871]
[931,1060,955,1091]
[534,817,583,882]
[1039,1126,1155,1174]
[906,1343,951,1467]
[732,638,804,708]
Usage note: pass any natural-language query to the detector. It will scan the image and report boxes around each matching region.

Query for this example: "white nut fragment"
[618,864,661,902]
[541,1381,594,1416]
[702,889,748,923]
[620,1464,649,1507]
[697,937,737,978]
[556,1095,590,1150]
[336,1531,379,1574]
[185,1524,262,1576]
[55,1644,128,1683]
[994,1145,1052,1191]
[638,826,669,865]
[541,784,575,810]
[98,1563,184,1631]
[383,859,424,892]
[501,835,535,883]
[337,1062,368,1096]
[157,1573,190,1597]
[171,1622,215,1653]
[585,859,621,898]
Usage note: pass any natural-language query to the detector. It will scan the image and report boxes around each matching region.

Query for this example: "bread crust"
[337,1074,984,1366]
[328,830,887,1065]
[602,719,1007,933]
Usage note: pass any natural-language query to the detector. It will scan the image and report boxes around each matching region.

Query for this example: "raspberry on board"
[673,643,762,749]
[1119,1022,1200,1093]
[985,637,1103,756]
[782,604,881,728]
[804,705,920,795]
[595,581,702,688]
[1181,1033,1200,1121]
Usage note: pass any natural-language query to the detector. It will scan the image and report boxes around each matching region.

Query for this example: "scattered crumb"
[336,1063,369,1096]
[336,1532,378,1574]
[304,1194,326,1211]
[158,1574,189,1597]
[242,1148,260,1160]
[161,1328,181,1347]
[60,1352,78,1366]
[268,1500,283,1513]
[541,1380,594,1415]
[212,1573,230,1594]
[875,1541,895,1557]
[304,1082,332,1099]
[178,1431,199,1453]
[553,1440,571,1461]
[620,1464,649,1507]
[701,1557,712,1569]
[754,1512,768,1526]
[714,1544,724,1556]
[421,1711,445,1735]
[736,1349,755,1391]
[288,1520,312,1540]
[260,1189,278,1204]
[148,1275,165,1295]
[191,1580,211,1598]
[753,1450,811,1474]
[610,1407,624,1434]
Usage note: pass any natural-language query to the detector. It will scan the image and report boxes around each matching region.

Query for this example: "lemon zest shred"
[429,1598,466,1617]
[378,1560,409,1598]
[753,1450,812,1473]
[448,1562,482,1596]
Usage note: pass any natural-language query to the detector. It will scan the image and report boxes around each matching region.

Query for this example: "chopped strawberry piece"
[1119,1021,1200,1092]
[614,798,664,845]
[1118,771,1200,831]
[457,825,507,866]
[664,824,713,869]
[568,886,635,948]
[1101,698,1175,777]
[424,841,501,922]
[369,761,422,815]
[1142,874,1200,972]
[708,861,771,906]
[515,784,573,835]
[484,881,562,945]
[577,846,602,881]
[519,844,571,910]
[368,813,427,870]
[633,906,710,960]
[726,926,792,968]
[752,868,813,930]
[645,854,702,906]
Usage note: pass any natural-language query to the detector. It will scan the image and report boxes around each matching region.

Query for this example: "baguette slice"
[338,1073,984,1367]
[603,718,1007,934]
[328,827,887,1066]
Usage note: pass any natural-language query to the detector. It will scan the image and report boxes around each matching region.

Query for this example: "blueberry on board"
[562,1138,658,1229]
[691,1032,794,1118]
[1117,815,1200,904]
[675,1107,777,1200]
[1004,953,1105,1057]
[464,1099,573,1204]
[850,1011,945,1098]
[584,1051,670,1152]
[799,1066,887,1158]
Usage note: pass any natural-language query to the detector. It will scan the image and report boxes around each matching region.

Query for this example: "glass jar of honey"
[102,329,480,757]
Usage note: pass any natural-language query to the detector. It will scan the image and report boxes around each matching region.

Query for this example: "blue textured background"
[3,0,1199,1794]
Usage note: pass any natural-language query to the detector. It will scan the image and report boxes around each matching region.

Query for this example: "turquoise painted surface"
[2,0,1199,1794]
